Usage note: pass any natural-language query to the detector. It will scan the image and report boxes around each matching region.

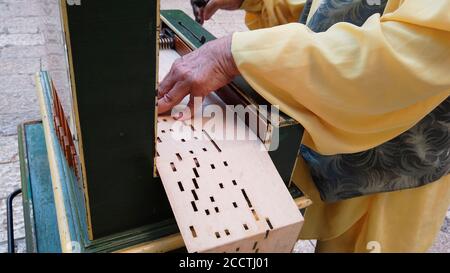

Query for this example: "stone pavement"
[1,0,77,252]
[0,0,448,253]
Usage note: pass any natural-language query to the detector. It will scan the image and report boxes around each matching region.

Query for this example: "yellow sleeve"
[232,0,450,155]
[240,0,306,29]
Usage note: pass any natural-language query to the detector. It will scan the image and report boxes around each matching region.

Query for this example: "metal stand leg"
[7,189,22,253]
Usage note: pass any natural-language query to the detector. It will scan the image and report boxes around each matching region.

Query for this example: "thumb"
[203,0,220,21]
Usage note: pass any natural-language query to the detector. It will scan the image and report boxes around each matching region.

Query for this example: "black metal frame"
[7,189,22,253]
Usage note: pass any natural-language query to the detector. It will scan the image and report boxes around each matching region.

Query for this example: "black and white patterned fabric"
[298,0,450,202]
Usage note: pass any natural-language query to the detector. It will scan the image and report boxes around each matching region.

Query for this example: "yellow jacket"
[231,0,450,252]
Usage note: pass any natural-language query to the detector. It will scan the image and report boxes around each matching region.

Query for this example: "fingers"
[158,66,177,99]
[192,4,204,24]
[157,81,190,114]
[198,8,205,25]
[203,0,219,21]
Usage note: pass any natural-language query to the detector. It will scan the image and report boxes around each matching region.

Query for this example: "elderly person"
[158,0,450,252]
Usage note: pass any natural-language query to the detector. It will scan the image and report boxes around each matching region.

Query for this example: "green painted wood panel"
[65,1,173,239]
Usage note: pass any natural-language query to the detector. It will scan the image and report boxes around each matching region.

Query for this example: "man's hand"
[200,0,244,23]
[157,35,239,115]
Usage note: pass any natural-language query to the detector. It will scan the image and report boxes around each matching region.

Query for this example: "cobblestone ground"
[0,0,448,253]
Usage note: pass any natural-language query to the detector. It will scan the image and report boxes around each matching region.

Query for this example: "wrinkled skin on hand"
[157,35,240,115]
